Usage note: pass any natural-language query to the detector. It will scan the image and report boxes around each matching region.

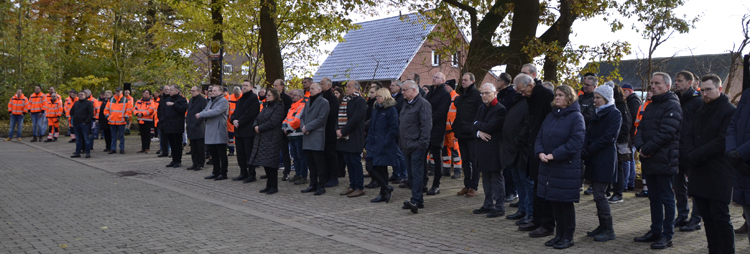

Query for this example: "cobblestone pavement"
[3,136,750,253]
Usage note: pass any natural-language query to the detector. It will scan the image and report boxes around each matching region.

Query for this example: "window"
[431,50,440,66]
[451,52,460,67]
[241,66,249,76]
[223,64,232,75]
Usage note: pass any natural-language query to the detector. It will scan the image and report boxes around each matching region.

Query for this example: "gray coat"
[399,94,432,153]
[299,94,329,151]
[249,101,287,168]
[337,95,367,153]
[200,96,229,145]
[186,95,207,140]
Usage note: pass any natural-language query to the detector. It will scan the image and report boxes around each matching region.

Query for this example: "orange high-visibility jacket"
[633,99,651,136]
[283,99,306,136]
[44,99,63,118]
[104,95,133,125]
[153,97,160,127]
[446,90,458,131]
[64,96,78,117]
[93,99,102,120]
[134,98,156,124]
[8,94,29,116]
[28,92,46,113]
[227,94,241,132]
[126,95,134,108]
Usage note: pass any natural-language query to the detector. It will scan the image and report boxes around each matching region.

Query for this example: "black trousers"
[337,151,347,177]
[533,182,556,230]
[551,201,576,240]
[101,123,112,150]
[693,196,735,254]
[138,121,153,150]
[305,150,329,189]
[424,145,443,188]
[189,138,205,167]
[207,144,228,175]
[159,128,169,153]
[264,167,279,190]
[324,142,338,182]
[280,135,291,175]
[370,165,390,196]
[166,133,183,163]
[236,136,256,177]
[457,139,478,190]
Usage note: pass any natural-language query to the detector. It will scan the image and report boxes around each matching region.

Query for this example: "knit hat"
[603,80,615,88]
[445,79,456,90]
[594,84,614,106]
[621,83,634,91]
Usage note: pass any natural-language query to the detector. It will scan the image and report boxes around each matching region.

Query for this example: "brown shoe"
[457,188,469,196]
[144,149,149,154]
[16,138,22,141]
[347,189,365,197]
[466,188,478,197]
[4,138,10,141]
[340,188,354,195]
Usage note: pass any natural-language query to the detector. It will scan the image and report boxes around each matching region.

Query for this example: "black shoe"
[370,195,386,203]
[156,150,162,154]
[266,188,278,195]
[387,175,398,182]
[193,166,204,171]
[43,139,53,143]
[650,237,673,249]
[635,190,649,197]
[680,219,702,232]
[529,227,554,237]
[281,174,289,181]
[232,175,248,181]
[509,202,520,208]
[473,207,493,214]
[365,181,379,189]
[260,175,268,179]
[108,150,117,154]
[674,216,690,228]
[206,160,213,165]
[243,176,257,183]
[70,154,81,158]
[545,236,562,247]
[486,210,505,218]
[171,163,181,168]
[398,182,411,189]
[204,174,218,179]
[187,165,197,170]
[166,162,176,167]
[214,175,227,181]
[426,187,440,195]
[120,150,124,154]
[403,201,419,214]
[506,211,527,220]
[260,187,270,193]
[301,186,316,193]
[313,188,326,196]
[68,139,76,143]
[103,149,110,152]
[518,222,540,231]
[634,231,661,242]
[583,186,593,195]
[158,154,168,157]
[553,239,574,249]
[517,215,533,225]
[85,154,91,158]
[385,186,394,203]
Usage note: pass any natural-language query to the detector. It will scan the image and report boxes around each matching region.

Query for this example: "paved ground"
[1,135,749,253]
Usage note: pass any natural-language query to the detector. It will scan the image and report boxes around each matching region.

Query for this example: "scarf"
[338,92,360,132]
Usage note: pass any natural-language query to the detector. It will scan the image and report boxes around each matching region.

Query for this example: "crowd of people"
[6,63,750,253]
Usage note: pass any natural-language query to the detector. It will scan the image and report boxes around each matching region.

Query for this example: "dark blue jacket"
[729,88,750,206]
[535,102,586,203]
[583,105,621,183]
[634,92,682,176]
[366,100,400,166]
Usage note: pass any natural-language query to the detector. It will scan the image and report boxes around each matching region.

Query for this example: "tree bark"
[210,0,223,86]
[259,0,283,87]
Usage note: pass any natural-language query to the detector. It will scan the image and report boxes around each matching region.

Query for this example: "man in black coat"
[453,72,483,196]
[502,80,532,224]
[232,80,261,182]
[156,86,170,157]
[390,80,405,113]
[320,77,341,187]
[684,74,736,253]
[336,80,368,197]
[470,83,507,218]
[70,91,94,158]
[97,91,112,153]
[186,86,207,170]
[495,72,516,109]
[579,73,598,125]
[162,85,189,168]
[274,79,293,180]
[423,72,451,195]
[673,71,704,231]
[633,72,683,249]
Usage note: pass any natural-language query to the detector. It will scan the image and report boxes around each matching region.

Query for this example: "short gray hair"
[481,83,496,92]
[392,80,402,87]
[585,76,599,87]
[403,80,419,92]
[513,74,534,88]
[291,89,304,97]
[652,72,672,87]
[522,63,538,75]
[83,89,92,96]
[233,86,241,93]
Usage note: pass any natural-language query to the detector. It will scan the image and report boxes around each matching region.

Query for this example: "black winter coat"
[280,91,292,115]
[678,87,703,169]
[496,85,517,110]
[583,105,621,183]
[98,99,109,128]
[685,94,735,203]
[525,81,554,181]
[156,94,168,130]
[500,94,529,170]
[634,92,682,176]
[365,98,376,133]
[626,93,642,131]
[579,92,596,126]
[366,99,400,166]
[233,91,260,138]
[70,99,94,126]
[322,89,340,144]
[249,101,286,168]
[453,83,482,140]
[615,102,631,144]
[535,102,586,203]
[729,88,750,206]
[425,83,451,146]
[472,100,506,172]
[161,94,188,134]
[186,95,207,140]
[337,95,367,153]
[392,91,405,114]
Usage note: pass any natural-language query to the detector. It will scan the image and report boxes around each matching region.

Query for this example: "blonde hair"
[375,88,395,104]
[552,85,578,108]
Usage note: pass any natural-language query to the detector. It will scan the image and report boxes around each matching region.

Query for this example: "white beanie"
[594,84,614,107]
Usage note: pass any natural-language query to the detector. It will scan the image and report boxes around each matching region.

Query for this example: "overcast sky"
[314,0,750,75]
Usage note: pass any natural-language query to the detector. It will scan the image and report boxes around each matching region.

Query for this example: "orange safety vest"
[153,97,160,127]
[93,99,102,120]
[126,95,134,108]
[134,98,156,124]
[226,94,241,132]
[28,92,46,113]
[633,99,651,136]
[8,94,29,115]
[446,90,458,130]
[64,96,78,117]
[104,95,133,125]
[44,99,63,118]
[284,99,306,135]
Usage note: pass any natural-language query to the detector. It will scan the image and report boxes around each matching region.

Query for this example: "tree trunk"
[259,0,283,87]
[542,0,575,82]
[210,0,223,86]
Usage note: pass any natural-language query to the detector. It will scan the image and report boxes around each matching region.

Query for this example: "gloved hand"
[728,150,750,176]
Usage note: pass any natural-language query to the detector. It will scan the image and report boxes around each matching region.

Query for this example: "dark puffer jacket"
[729,88,750,206]
[583,105,621,183]
[453,83,482,140]
[249,101,286,168]
[535,102,586,203]
[366,99,399,166]
[634,91,682,176]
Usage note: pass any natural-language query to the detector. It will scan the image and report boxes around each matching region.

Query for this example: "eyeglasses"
[480,92,494,96]
[700,88,715,94]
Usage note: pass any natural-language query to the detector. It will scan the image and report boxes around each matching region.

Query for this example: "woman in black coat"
[534,85,585,249]
[365,88,399,203]
[249,88,286,194]
[582,84,621,242]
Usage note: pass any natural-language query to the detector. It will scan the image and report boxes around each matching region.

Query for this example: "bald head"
[432,72,446,86]
[310,83,322,96]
